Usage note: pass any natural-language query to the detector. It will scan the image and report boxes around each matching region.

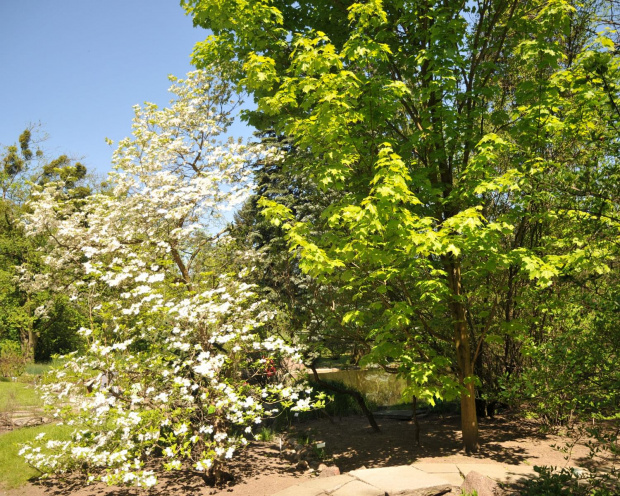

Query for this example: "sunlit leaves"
[186,0,620,442]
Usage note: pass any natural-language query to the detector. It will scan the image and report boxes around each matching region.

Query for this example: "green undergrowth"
[0,423,73,489]
[518,466,619,496]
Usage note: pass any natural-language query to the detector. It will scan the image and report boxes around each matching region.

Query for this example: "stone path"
[0,409,48,430]
[272,461,537,495]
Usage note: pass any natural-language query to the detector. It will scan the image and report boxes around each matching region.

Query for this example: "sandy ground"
[1,412,616,496]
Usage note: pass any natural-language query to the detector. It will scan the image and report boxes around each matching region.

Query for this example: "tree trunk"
[412,395,420,446]
[26,327,37,362]
[21,295,36,362]
[445,257,479,453]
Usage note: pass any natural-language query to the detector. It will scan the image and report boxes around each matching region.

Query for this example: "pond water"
[315,368,408,407]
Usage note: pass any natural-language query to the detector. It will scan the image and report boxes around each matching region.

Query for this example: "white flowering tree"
[19,70,321,487]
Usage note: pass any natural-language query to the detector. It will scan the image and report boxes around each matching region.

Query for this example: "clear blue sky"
[1,1,247,177]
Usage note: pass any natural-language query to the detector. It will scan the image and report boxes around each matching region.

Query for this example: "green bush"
[518,466,619,496]
[0,340,25,377]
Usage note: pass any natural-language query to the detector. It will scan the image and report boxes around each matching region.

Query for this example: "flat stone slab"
[456,463,536,482]
[349,465,453,495]
[436,473,463,486]
[272,484,326,496]
[411,463,460,474]
[297,474,356,492]
[331,480,385,496]
[410,462,462,485]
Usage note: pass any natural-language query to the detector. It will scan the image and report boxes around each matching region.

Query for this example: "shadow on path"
[293,412,564,472]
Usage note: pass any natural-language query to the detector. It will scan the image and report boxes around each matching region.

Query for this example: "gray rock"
[461,471,503,496]
[318,464,341,478]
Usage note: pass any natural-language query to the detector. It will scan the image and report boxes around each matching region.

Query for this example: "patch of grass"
[24,363,53,376]
[296,433,312,445]
[256,427,275,441]
[25,357,67,377]
[0,382,43,413]
[0,423,73,489]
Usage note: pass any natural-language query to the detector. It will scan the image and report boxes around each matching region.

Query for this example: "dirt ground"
[2,412,616,496]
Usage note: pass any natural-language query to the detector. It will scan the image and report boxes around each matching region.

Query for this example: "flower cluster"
[19,70,321,487]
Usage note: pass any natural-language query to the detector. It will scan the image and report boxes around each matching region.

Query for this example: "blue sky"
[1,1,249,178]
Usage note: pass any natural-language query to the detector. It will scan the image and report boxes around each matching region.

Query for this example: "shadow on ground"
[293,412,573,472]
[11,412,614,496]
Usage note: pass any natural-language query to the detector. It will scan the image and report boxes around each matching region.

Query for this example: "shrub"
[0,340,25,378]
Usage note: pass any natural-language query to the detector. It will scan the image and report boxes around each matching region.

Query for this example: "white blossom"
[18,68,321,488]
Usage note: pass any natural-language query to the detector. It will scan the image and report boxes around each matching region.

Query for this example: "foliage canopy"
[183,0,620,452]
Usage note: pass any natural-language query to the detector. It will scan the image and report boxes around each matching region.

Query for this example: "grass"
[296,433,312,445]
[25,357,68,377]
[256,426,276,442]
[0,423,73,489]
[0,382,43,413]
[24,362,54,376]
[0,362,72,490]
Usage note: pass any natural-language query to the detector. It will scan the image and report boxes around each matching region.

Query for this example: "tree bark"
[412,395,420,446]
[26,327,37,362]
[21,295,36,362]
[445,257,479,453]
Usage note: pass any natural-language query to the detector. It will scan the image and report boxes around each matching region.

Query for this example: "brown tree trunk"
[412,395,420,446]
[26,327,37,362]
[445,257,479,453]
[21,295,36,362]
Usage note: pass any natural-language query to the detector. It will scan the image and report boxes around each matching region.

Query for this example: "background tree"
[230,138,384,429]
[0,128,88,362]
[184,0,620,452]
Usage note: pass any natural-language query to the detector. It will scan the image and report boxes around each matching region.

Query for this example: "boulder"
[318,463,341,478]
[461,471,503,496]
